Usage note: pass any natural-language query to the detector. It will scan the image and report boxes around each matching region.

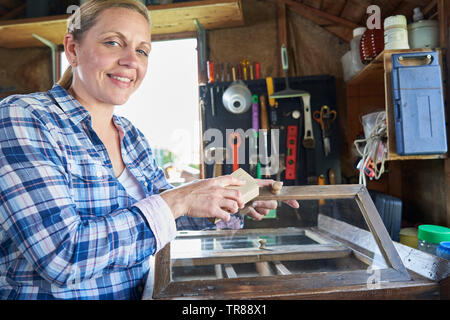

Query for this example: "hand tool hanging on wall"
[210,86,215,117]
[285,125,298,180]
[228,132,242,172]
[265,77,279,126]
[301,94,315,149]
[259,95,271,178]
[251,94,261,178]
[241,59,249,81]
[269,45,315,149]
[204,147,228,178]
[313,105,337,156]
[222,81,252,114]
[318,174,325,205]
[255,62,260,80]
[207,61,214,83]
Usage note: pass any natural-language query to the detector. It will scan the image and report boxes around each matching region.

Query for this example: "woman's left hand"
[242,179,299,221]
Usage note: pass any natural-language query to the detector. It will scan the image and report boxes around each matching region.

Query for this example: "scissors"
[313,105,337,156]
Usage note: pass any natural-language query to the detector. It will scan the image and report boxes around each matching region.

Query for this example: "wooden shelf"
[346,48,447,161]
[0,0,244,49]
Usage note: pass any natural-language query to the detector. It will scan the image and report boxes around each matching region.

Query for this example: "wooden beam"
[276,0,287,77]
[0,0,244,48]
[0,2,24,21]
[443,0,450,227]
[276,0,355,42]
[281,0,359,30]
[423,0,437,16]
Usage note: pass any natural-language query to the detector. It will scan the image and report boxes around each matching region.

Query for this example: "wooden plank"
[153,268,421,299]
[423,0,437,16]
[255,262,273,276]
[254,184,362,201]
[224,264,237,278]
[175,227,306,239]
[445,0,450,227]
[0,2,24,21]
[0,0,244,48]
[171,244,352,267]
[282,0,359,29]
[273,261,291,275]
[318,214,450,282]
[152,243,171,299]
[277,0,287,77]
[355,188,410,279]
[437,0,448,49]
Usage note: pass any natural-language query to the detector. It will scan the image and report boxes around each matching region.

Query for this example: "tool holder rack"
[199,75,341,187]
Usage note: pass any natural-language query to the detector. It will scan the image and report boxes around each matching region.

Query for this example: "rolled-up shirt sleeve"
[132,195,177,252]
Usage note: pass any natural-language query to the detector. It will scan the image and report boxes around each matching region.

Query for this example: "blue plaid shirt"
[0,84,231,300]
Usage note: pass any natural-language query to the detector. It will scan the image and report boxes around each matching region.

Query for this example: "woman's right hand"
[159,175,245,222]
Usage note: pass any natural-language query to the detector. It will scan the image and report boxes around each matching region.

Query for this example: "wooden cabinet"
[345,48,450,227]
[346,48,447,161]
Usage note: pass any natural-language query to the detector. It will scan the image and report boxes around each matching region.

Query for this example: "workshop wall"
[0,46,52,96]
[207,0,352,183]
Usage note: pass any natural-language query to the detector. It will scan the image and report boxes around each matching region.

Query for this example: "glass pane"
[169,194,396,284]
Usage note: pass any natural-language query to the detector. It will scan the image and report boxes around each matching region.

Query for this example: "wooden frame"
[150,184,421,300]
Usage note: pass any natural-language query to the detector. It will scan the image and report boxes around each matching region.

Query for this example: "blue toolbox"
[391,51,447,155]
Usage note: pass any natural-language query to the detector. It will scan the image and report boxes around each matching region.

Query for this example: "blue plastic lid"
[436,241,450,258]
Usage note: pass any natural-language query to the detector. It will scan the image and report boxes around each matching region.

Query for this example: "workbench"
[142,185,449,299]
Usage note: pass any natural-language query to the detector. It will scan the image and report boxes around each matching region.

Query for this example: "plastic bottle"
[384,15,409,50]
[360,27,384,64]
[341,51,353,82]
[350,27,366,76]
[436,242,450,260]
[418,225,450,255]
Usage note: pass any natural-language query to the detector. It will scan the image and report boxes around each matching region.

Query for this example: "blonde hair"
[58,0,151,89]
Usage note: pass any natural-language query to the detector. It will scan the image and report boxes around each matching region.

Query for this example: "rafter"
[282,0,359,29]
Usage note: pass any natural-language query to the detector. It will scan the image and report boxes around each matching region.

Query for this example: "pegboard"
[200,75,341,187]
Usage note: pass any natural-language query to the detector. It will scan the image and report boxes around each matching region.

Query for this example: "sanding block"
[226,168,259,204]
[209,168,259,224]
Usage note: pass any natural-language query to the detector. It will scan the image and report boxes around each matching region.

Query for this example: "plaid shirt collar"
[48,84,92,126]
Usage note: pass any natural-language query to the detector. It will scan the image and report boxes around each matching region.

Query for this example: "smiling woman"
[0,0,298,300]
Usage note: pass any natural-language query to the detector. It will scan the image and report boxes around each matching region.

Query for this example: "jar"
[384,15,409,50]
[360,28,384,64]
[417,225,450,255]
[436,242,450,260]
[408,20,439,49]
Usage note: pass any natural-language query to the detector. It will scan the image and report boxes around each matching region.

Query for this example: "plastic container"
[350,27,367,76]
[436,241,450,260]
[399,227,418,249]
[360,28,384,64]
[384,15,409,50]
[417,225,450,255]
[408,20,439,49]
[341,51,353,82]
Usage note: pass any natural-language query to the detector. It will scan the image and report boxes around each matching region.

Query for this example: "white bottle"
[350,27,367,77]
[384,15,410,50]
[413,7,424,22]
